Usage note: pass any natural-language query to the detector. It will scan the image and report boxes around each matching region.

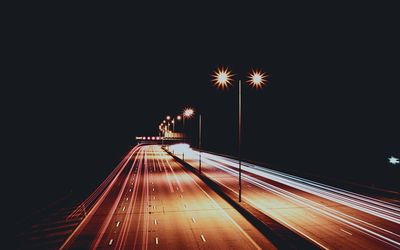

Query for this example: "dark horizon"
[8,2,399,218]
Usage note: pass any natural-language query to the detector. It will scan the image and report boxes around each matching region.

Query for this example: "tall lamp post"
[181,107,202,172]
[199,113,202,173]
[166,115,171,134]
[176,115,182,131]
[182,108,194,130]
[182,107,194,142]
[212,67,268,202]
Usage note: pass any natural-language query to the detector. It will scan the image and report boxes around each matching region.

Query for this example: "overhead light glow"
[183,108,194,118]
[247,69,268,88]
[212,67,233,89]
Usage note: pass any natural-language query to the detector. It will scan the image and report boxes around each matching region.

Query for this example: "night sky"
[8,2,399,215]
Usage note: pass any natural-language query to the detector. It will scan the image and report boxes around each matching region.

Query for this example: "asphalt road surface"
[170,144,400,250]
[61,145,275,249]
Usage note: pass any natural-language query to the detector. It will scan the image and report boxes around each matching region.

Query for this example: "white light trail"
[195,151,400,248]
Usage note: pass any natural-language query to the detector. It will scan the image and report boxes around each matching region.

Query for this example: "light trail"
[60,146,142,250]
[60,145,309,249]
[201,152,400,223]
[175,150,263,250]
[115,147,144,249]
[173,147,400,249]
[90,148,144,249]
[155,150,174,192]
[161,152,185,192]
[66,145,141,221]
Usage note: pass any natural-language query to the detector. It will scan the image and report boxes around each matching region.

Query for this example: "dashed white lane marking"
[188,167,262,250]
[126,197,129,201]
[129,188,132,192]
[154,219,158,225]
[109,239,113,245]
[116,221,120,227]
[153,188,155,192]
[122,206,126,211]
[155,237,159,245]
[192,217,196,223]
[340,228,353,235]
[200,234,206,242]
[153,196,156,200]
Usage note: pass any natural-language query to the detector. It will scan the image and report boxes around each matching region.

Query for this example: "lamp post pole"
[238,80,242,202]
[199,114,202,174]
[212,67,268,203]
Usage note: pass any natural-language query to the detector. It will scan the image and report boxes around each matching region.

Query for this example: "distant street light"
[176,115,182,131]
[180,107,202,173]
[212,66,268,202]
[182,107,194,130]
[183,108,194,118]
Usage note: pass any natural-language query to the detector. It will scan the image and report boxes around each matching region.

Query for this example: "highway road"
[170,144,400,250]
[61,144,275,249]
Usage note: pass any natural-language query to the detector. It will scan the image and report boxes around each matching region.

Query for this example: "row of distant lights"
[136,136,162,140]
[158,67,267,131]
[159,108,195,131]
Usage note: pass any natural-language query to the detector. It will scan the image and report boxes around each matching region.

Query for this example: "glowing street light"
[169,115,183,133]
[247,69,268,88]
[212,66,269,202]
[166,115,171,120]
[183,108,194,118]
[171,119,175,132]
[212,67,233,89]
[181,107,202,173]
[182,107,195,130]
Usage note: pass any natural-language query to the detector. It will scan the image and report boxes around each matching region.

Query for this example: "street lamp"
[175,115,182,132]
[199,112,202,174]
[159,124,163,136]
[212,66,268,202]
[182,107,194,130]
[181,107,202,172]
